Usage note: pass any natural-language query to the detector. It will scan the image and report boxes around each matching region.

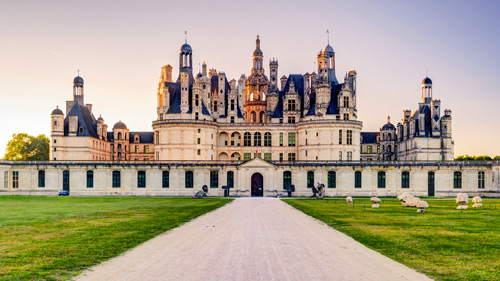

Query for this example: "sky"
[1,0,499,157]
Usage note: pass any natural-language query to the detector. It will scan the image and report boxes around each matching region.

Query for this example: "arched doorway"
[251,173,263,197]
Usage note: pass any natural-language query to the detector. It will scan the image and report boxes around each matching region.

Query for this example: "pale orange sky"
[1,0,499,157]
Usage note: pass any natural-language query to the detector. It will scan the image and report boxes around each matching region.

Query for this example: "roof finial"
[426,68,428,77]
[77,69,80,77]
[327,29,330,44]
[184,31,187,44]
[387,115,391,123]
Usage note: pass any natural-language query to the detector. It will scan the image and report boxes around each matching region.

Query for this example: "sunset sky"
[1,0,499,157]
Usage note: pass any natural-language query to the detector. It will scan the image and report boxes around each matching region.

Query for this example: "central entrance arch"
[251,173,263,197]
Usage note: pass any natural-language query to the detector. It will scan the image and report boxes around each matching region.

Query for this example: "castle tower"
[422,77,432,103]
[245,35,269,123]
[73,75,84,105]
[267,58,279,114]
[179,39,193,75]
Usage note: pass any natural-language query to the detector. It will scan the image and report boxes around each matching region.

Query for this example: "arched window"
[283,171,292,189]
[251,111,256,123]
[254,132,261,146]
[307,171,314,188]
[377,171,386,188]
[264,132,271,146]
[260,111,265,123]
[243,132,251,146]
[388,145,392,152]
[117,132,122,140]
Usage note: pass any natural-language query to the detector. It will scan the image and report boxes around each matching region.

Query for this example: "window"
[343,113,349,120]
[137,171,146,188]
[367,145,372,153]
[378,171,386,188]
[62,170,69,190]
[402,171,410,188]
[244,132,251,146]
[343,96,349,107]
[327,171,336,188]
[135,145,139,153]
[347,151,352,161]
[87,171,94,188]
[283,171,292,189]
[254,132,261,146]
[144,146,149,153]
[230,100,235,111]
[227,171,234,188]
[4,171,8,188]
[244,153,251,161]
[208,170,219,188]
[12,171,19,189]
[214,102,218,112]
[287,99,296,111]
[288,133,296,146]
[307,171,314,188]
[185,171,194,188]
[339,130,343,144]
[264,132,272,146]
[279,153,284,162]
[355,171,362,188]
[377,145,380,153]
[162,171,169,188]
[197,138,201,144]
[347,130,352,145]
[197,149,201,155]
[339,151,342,161]
[38,170,45,188]
[112,171,121,188]
[279,133,283,146]
[478,171,485,189]
[453,171,462,189]
[118,132,122,140]
[288,153,296,161]
[254,153,261,159]
[288,116,295,123]
[230,116,235,123]
[264,153,272,161]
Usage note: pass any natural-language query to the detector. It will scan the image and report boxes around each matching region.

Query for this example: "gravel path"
[75,198,431,281]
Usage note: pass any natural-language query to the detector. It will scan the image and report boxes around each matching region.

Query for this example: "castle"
[49,36,453,163]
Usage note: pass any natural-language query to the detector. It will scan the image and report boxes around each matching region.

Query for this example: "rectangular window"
[402,171,410,188]
[307,171,314,188]
[4,171,8,189]
[339,151,342,161]
[112,171,121,188]
[283,171,292,189]
[328,171,336,188]
[160,171,169,188]
[135,145,139,153]
[197,138,201,144]
[287,116,295,123]
[344,113,349,120]
[244,153,251,161]
[378,171,386,188]
[377,145,380,153]
[210,170,219,188]
[347,151,352,161]
[38,170,45,188]
[62,170,70,190]
[185,171,194,188]
[279,133,283,146]
[288,153,296,161]
[12,171,19,189]
[478,171,485,189]
[279,153,284,162]
[288,133,296,146]
[227,171,234,188]
[339,130,343,144]
[155,131,160,145]
[254,153,261,159]
[347,130,352,145]
[453,171,462,189]
[137,171,146,188]
[87,170,94,188]
[144,146,150,153]
[264,153,272,161]
[367,145,372,153]
[355,171,362,188]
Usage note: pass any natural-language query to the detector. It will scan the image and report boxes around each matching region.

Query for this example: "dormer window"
[79,127,83,134]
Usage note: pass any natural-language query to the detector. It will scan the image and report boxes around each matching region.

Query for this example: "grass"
[0,196,232,280]
[284,197,500,281]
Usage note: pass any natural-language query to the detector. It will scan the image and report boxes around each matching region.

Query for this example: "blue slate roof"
[130,132,154,143]
[361,132,379,144]
[64,103,98,138]
[326,84,341,115]
[201,100,211,115]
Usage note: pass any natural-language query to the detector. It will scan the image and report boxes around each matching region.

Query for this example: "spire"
[387,115,391,123]
[327,30,330,44]
[184,31,187,44]
[256,34,260,50]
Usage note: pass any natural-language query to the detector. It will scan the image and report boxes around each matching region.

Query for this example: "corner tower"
[245,35,269,123]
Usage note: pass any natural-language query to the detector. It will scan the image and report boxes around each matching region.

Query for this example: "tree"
[4,133,49,161]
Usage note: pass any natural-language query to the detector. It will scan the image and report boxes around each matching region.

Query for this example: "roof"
[113,121,127,130]
[64,103,98,138]
[361,132,379,144]
[422,77,432,85]
[180,43,192,53]
[130,132,154,143]
[51,107,64,115]
[73,76,84,85]
[382,122,396,130]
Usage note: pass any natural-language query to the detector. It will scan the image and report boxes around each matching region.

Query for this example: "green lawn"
[0,196,232,280]
[284,197,500,281]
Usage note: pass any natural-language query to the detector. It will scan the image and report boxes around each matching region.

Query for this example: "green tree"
[4,133,49,161]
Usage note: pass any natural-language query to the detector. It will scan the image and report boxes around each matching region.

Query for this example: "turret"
[269,58,279,91]
[422,77,432,103]
[73,75,84,105]
[50,106,64,136]
[441,109,452,138]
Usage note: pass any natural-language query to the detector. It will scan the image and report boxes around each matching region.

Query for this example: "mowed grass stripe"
[0,196,232,280]
[284,198,500,281]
